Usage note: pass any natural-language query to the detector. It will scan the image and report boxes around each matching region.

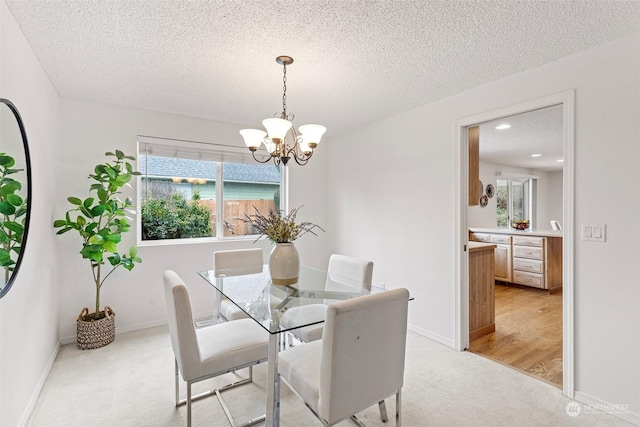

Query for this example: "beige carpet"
[26,326,631,427]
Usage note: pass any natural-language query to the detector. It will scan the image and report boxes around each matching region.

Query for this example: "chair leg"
[214,376,265,427]
[348,414,367,427]
[378,399,389,422]
[187,382,192,427]
[175,361,265,427]
[175,359,180,407]
[347,401,388,427]
[396,389,402,427]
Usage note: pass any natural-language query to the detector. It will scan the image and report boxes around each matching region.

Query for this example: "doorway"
[468,105,564,387]
[454,91,575,398]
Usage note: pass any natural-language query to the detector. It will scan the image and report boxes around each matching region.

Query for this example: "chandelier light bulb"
[239,129,267,150]
[262,118,292,141]
[298,136,312,155]
[263,138,278,155]
[298,124,326,148]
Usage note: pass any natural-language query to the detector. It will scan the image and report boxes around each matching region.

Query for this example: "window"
[496,178,532,228]
[138,136,282,242]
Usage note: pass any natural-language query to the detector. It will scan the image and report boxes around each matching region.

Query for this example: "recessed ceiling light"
[557,159,564,163]
[495,124,511,130]
[531,154,542,157]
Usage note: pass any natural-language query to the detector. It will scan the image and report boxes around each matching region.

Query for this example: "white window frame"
[136,135,285,246]
[495,171,537,229]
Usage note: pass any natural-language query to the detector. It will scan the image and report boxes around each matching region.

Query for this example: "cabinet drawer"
[470,232,491,243]
[513,270,544,288]
[513,245,544,260]
[512,236,544,247]
[490,234,511,244]
[513,257,544,273]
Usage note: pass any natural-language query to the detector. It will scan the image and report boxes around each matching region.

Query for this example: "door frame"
[454,90,575,398]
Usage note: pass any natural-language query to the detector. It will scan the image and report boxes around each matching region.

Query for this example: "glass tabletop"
[197,264,384,334]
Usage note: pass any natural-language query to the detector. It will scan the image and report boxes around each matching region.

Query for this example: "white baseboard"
[17,341,60,427]
[60,318,169,345]
[408,323,455,348]
[574,391,640,426]
[60,311,215,345]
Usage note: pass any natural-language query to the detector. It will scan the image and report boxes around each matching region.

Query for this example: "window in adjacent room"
[496,177,534,228]
[137,136,282,243]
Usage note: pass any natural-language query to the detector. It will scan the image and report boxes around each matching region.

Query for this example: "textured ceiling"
[6,0,640,140]
[480,105,563,172]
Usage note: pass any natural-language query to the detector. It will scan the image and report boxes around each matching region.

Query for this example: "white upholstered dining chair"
[213,248,264,321]
[278,288,410,427]
[281,254,374,343]
[163,270,268,427]
[279,254,390,421]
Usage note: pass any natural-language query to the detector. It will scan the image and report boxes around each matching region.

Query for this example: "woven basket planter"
[76,306,115,350]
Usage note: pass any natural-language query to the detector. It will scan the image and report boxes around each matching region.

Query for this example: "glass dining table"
[198,264,384,427]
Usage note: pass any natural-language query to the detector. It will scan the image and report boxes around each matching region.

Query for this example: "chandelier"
[240,56,326,166]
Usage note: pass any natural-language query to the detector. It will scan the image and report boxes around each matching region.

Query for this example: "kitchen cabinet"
[469,229,562,292]
[468,125,480,206]
[512,235,562,292]
[469,232,512,282]
[468,242,496,340]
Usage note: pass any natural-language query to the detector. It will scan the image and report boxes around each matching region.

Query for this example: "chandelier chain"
[282,62,287,118]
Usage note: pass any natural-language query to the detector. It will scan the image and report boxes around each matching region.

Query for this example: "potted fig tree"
[53,150,142,349]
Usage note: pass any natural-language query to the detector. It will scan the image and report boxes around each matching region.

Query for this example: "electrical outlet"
[583,224,605,242]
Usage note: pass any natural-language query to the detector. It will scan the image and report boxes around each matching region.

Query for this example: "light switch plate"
[583,224,606,242]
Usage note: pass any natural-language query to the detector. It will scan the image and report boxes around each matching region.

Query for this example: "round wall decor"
[486,183,495,198]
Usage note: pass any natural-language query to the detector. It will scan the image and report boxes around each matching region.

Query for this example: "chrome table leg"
[265,332,281,426]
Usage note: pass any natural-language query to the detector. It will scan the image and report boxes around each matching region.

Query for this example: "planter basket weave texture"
[76,306,115,350]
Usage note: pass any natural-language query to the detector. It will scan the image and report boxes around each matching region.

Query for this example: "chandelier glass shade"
[240,56,326,166]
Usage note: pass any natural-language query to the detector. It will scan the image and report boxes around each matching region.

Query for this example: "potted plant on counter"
[53,150,142,349]
[242,206,323,285]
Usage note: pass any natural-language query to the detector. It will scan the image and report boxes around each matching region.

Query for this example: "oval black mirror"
[0,99,32,299]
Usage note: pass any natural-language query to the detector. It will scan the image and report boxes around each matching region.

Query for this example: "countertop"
[469,228,563,238]
[468,242,497,252]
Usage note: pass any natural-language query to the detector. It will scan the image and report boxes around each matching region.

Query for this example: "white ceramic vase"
[269,242,300,285]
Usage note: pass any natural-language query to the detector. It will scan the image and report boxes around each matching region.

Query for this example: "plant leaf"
[83,197,95,209]
[88,234,104,244]
[108,253,121,265]
[6,194,22,206]
[4,221,23,233]
[0,202,16,215]
[102,240,118,253]
[91,204,107,216]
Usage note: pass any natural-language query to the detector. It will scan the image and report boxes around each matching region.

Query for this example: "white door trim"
[454,90,575,398]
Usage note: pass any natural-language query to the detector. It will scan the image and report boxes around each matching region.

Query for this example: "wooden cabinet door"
[468,126,480,206]
[494,244,512,282]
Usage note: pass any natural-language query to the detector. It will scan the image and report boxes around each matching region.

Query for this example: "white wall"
[544,170,563,226]
[468,160,563,230]
[58,99,328,342]
[327,32,640,421]
[0,2,62,426]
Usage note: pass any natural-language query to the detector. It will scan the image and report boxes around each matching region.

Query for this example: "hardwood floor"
[469,283,563,388]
